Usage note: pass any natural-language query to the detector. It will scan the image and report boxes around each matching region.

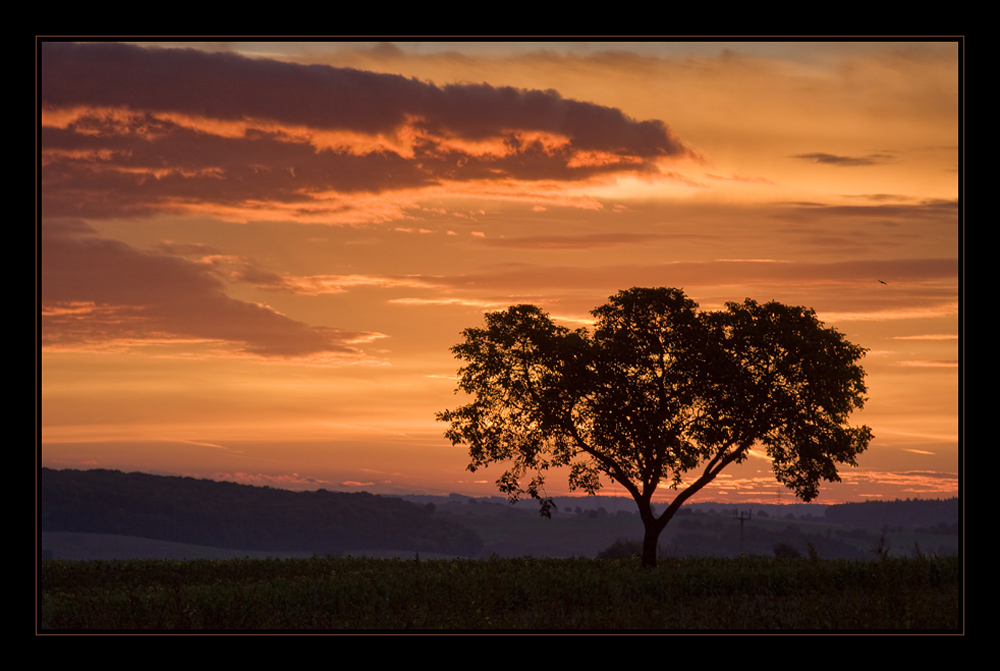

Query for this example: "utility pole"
[735,509,752,554]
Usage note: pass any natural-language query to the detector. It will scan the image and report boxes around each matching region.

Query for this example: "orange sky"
[39,40,961,505]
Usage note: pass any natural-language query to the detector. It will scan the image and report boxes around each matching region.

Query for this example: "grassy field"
[40,554,960,631]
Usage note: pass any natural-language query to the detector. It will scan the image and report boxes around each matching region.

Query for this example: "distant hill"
[41,468,483,557]
[823,497,959,529]
[40,468,958,561]
[398,494,959,560]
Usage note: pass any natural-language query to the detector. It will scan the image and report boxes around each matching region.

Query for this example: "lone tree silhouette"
[437,287,873,568]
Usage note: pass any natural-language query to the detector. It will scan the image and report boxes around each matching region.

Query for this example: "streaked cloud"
[893,360,959,368]
[775,198,958,222]
[819,301,958,323]
[427,258,957,294]
[674,466,957,502]
[41,219,382,358]
[482,232,666,249]
[211,471,329,488]
[793,152,896,167]
[891,334,958,340]
[705,172,777,185]
[253,273,443,296]
[387,296,514,309]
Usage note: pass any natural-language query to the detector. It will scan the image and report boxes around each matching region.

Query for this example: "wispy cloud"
[705,172,777,185]
[257,273,443,295]
[793,152,896,166]
[893,360,959,368]
[179,439,231,450]
[777,198,957,220]
[482,232,667,249]
[891,334,958,340]
[819,302,958,323]
[212,471,329,489]
[424,258,958,295]
[836,469,958,487]
[41,220,382,358]
[387,296,513,309]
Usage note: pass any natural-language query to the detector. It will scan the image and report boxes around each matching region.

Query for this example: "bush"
[773,541,801,559]
[596,538,644,560]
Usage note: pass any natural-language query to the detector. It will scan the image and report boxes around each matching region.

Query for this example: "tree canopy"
[437,287,873,567]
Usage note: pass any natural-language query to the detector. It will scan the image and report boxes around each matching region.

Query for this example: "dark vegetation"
[429,496,958,561]
[41,468,958,561]
[438,288,873,567]
[41,554,960,630]
[39,469,960,630]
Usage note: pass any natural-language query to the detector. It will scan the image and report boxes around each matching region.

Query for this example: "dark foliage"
[773,542,802,559]
[596,537,646,560]
[41,555,960,630]
[438,287,872,567]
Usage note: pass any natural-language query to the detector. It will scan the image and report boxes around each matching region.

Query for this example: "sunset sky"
[39,40,961,505]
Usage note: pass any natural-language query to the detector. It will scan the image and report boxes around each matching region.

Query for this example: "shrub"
[773,541,801,559]
[597,538,644,560]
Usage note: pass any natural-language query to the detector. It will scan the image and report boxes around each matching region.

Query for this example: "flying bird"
[878,279,888,285]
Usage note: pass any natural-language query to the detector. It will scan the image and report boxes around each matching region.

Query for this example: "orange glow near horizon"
[40,40,960,507]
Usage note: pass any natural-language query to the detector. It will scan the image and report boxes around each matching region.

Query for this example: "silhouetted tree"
[437,287,872,567]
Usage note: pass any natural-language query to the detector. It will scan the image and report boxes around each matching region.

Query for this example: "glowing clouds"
[41,221,382,358]
[41,42,698,224]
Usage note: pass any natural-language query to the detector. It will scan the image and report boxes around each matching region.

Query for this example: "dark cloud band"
[42,42,692,158]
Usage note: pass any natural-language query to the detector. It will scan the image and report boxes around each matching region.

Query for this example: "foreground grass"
[40,555,960,631]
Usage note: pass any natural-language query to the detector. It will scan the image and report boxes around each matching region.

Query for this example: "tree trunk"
[641,518,661,568]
